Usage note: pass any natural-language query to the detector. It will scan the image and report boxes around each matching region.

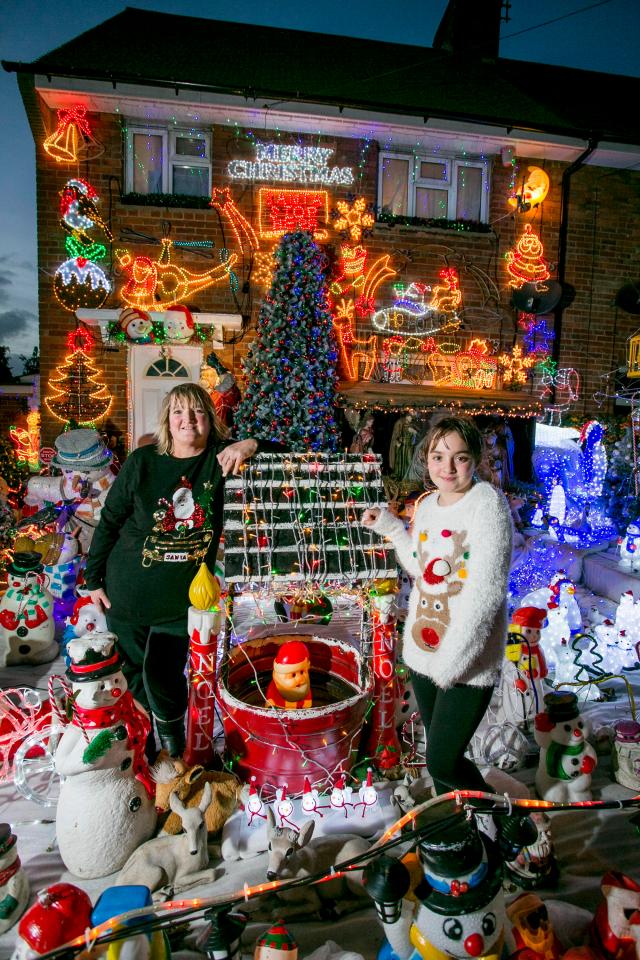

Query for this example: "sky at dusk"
[0,0,638,370]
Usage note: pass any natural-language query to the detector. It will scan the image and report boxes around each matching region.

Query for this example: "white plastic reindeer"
[117,782,217,896]
[264,806,371,918]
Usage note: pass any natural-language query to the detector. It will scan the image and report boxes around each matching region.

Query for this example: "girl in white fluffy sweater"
[362,415,513,794]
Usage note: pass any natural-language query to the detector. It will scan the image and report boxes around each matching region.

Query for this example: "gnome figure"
[254,924,298,960]
[53,632,157,878]
[0,825,29,935]
[11,884,93,960]
[534,691,597,802]
[265,641,312,709]
[0,552,57,668]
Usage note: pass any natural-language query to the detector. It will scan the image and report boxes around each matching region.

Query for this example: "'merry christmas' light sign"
[228,143,354,186]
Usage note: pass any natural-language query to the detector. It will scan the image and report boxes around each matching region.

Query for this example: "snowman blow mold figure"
[53,632,157,878]
[0,551,57,667]
[619,521,640,572]
[534,691,597,802]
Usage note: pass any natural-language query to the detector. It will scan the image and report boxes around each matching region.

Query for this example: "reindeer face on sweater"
[411,528,469,652]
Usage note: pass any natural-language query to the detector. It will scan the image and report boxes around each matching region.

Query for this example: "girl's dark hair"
[421,414,483,479]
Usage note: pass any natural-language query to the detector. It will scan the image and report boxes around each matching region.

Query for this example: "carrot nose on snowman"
[423,558,452,585]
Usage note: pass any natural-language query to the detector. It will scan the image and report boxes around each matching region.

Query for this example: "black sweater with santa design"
[85,440,231,625]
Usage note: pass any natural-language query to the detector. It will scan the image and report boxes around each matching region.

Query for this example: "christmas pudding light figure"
[534,691,597,802]
[0,552,57,668]
[265,640,313,709]
[10,883,93,960]
[0,824,29,935]
[254,923,298,960]
[619,522,640,571]
[53,632,157,878]
[502,606,549,725]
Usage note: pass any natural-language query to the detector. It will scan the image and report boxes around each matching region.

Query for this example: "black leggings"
[411,671,494,795]
[106,614,189,721]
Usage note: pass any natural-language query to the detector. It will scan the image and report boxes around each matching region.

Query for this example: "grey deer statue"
[264,806,371,919]
[117,781,217,896]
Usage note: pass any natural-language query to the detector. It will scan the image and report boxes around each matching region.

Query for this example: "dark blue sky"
[1,0,638,368]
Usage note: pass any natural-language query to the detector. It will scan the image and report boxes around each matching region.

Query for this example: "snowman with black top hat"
[0,551,56,667]
[365,804,537,960]
[53,632,157,878]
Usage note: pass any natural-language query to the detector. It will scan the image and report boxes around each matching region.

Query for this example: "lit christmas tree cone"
[184,563,222,767]
[364,581,402,771]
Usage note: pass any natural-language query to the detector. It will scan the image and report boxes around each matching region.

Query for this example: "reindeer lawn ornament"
[117,781,217,895]
[264,806,371,919]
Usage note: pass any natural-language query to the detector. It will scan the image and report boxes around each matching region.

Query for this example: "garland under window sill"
[375,213,492,234]
[120,192,212,209]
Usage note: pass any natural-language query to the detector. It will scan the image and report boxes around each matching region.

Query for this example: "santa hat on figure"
[12,884,93,959]
[117,306,154,343]
[509,607,547,634]
[163,304,195,343]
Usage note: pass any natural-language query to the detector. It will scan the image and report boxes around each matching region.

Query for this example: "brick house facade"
[5,6,640,456]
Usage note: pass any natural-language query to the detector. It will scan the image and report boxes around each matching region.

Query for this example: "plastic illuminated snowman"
[369,809,507,960]
[162,304,195,343]
[0,552,57,667]
[502,606,549,726]
[54,633,157,878]
[534,691,597,802]
[619,521,640,572]
[0,824,29,935]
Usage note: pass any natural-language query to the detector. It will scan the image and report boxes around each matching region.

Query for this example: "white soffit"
[36,78,640,170]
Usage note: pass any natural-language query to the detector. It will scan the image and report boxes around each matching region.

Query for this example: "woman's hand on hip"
[89,587,111,613]
[217,438,259,476]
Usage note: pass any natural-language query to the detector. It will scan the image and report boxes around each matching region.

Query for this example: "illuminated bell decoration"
[43,105,101,163]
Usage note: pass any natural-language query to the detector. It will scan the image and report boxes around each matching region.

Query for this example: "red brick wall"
[33,96,640,449]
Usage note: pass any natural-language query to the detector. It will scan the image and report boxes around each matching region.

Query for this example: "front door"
[129,344,203,448]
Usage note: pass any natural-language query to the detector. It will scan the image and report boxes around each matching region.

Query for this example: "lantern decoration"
[627,329,640,378]
[505,224,550,288]
[184,563,222,768]
[508,166,550,211]
[116,238,237,311]
[45,328,112,426]
[9,410,40,470]
[53,178,112,312]
[43,105,103,163]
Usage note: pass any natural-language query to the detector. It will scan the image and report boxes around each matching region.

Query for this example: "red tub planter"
[216,634,372,794]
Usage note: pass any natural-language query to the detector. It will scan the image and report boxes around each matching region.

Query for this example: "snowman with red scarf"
[0,552,56,667]
[53,633,157,878]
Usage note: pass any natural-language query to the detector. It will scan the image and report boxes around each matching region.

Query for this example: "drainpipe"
[551,138,598,402]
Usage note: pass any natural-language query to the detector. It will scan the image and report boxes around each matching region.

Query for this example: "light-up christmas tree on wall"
[234,231,340,451]
[45,329,112,426]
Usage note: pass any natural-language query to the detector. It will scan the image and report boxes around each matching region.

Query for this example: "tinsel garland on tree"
[234,231,340,451]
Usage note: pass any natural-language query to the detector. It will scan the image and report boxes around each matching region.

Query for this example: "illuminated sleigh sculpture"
[214,453,398,793]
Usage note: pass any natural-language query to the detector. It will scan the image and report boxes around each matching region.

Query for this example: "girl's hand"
[89,587,111,612]
[361,507,381,527]
[217,439,259,476]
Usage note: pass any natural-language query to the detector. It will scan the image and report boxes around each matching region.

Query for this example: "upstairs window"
[378,152,490,223]
[125,124,212,197]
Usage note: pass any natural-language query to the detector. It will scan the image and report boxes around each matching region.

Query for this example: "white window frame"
[378,150,490,223]
[125,123,212,196]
